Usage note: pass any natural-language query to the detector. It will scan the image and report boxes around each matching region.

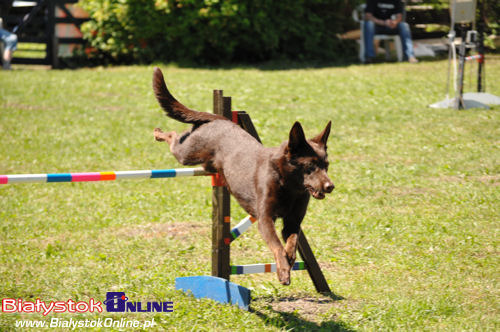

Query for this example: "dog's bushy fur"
[153,68,334,285]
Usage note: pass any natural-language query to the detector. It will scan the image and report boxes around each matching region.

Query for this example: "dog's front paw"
[278,269,291,286]
[286,252,296,267]
[284,233,298,266]
[276,252,291,285]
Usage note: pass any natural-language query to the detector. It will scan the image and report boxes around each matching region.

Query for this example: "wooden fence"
[5,0,88,68]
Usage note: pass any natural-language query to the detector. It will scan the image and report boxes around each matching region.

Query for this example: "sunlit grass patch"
[0,59,499,330]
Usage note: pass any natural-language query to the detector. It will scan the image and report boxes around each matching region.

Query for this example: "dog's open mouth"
[307,187,325,199]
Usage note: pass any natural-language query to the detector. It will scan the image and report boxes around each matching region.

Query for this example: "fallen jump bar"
[0,168,212,184]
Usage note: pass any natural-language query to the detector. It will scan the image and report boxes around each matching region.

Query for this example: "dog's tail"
[153,67,228,125]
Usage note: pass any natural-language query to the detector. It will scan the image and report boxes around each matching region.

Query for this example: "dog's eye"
[305,165,316,174]
[319,160,329,170]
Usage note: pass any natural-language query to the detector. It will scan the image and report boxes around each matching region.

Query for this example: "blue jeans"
[0,28,18,52]
[363,21,414,60]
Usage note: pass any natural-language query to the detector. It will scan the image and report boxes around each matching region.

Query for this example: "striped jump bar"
[231,261,306,275]
[0,168,211,184]
[229,215,257,242]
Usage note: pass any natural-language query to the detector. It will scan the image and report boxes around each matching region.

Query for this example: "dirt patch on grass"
[4,102,55,111]
[430,175,500,186]
[268,296,339,322]
[375,186,434,198]
[31,222,209,252]
[338,155,369,162]
[474,175,500,186]
[390,186,433,196]
[98,105,124,112]
[338,154,415,165]
[116,222,209,239]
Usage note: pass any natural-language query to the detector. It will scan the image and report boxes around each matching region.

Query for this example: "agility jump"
[0,89,331,310]
[0,166,308,278]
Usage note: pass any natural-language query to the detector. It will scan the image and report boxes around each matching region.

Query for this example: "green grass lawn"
[13,43,47,59]
[0,59,499,331]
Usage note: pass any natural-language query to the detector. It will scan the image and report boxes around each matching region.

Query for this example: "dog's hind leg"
[154,128,178,145]
[154,128,212,166]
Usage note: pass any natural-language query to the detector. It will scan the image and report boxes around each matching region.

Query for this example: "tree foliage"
[79,0,357,64]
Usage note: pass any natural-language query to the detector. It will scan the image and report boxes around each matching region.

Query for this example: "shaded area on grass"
[252,295,353,331]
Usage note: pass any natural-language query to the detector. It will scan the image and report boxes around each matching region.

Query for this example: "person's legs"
[0,29,18,69]
[373,23,417,63]
[397,22,417,62]
[362,20,376,62]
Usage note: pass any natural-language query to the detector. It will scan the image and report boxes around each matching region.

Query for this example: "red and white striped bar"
[0,168,211,184]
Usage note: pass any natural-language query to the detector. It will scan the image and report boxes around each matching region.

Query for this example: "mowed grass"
[14,43,46,60]
[0,59,499,331]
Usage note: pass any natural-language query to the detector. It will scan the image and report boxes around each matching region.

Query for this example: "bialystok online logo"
[2,292,173,315]
[103,292,173,313]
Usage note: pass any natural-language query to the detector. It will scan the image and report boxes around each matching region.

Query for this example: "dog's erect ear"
[288,122,313,155]
[311,121,331,147]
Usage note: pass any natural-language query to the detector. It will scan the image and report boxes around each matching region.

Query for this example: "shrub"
[79,0,358,64]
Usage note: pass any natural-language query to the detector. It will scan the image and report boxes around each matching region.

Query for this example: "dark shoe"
[363,57,374,64]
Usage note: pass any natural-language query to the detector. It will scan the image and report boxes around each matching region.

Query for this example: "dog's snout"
[324,182,335,193]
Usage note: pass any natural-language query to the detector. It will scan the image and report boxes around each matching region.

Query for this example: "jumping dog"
[152,68,334,285]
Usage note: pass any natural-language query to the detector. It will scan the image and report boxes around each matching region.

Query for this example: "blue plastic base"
[175,276,251,310]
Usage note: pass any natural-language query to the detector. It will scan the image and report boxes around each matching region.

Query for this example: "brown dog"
[152,68,334,285]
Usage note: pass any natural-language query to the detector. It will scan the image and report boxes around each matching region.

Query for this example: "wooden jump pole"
[211,90,232,280]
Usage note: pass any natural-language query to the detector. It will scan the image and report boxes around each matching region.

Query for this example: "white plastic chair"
[352,4,403,62]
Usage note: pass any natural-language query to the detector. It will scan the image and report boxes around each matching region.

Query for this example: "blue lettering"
[125,302,136,312]
[137,302,149,313]
[152,302,162,312]
[105,292,126,312]
[105,292,174,313]
[163,302,174,312]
